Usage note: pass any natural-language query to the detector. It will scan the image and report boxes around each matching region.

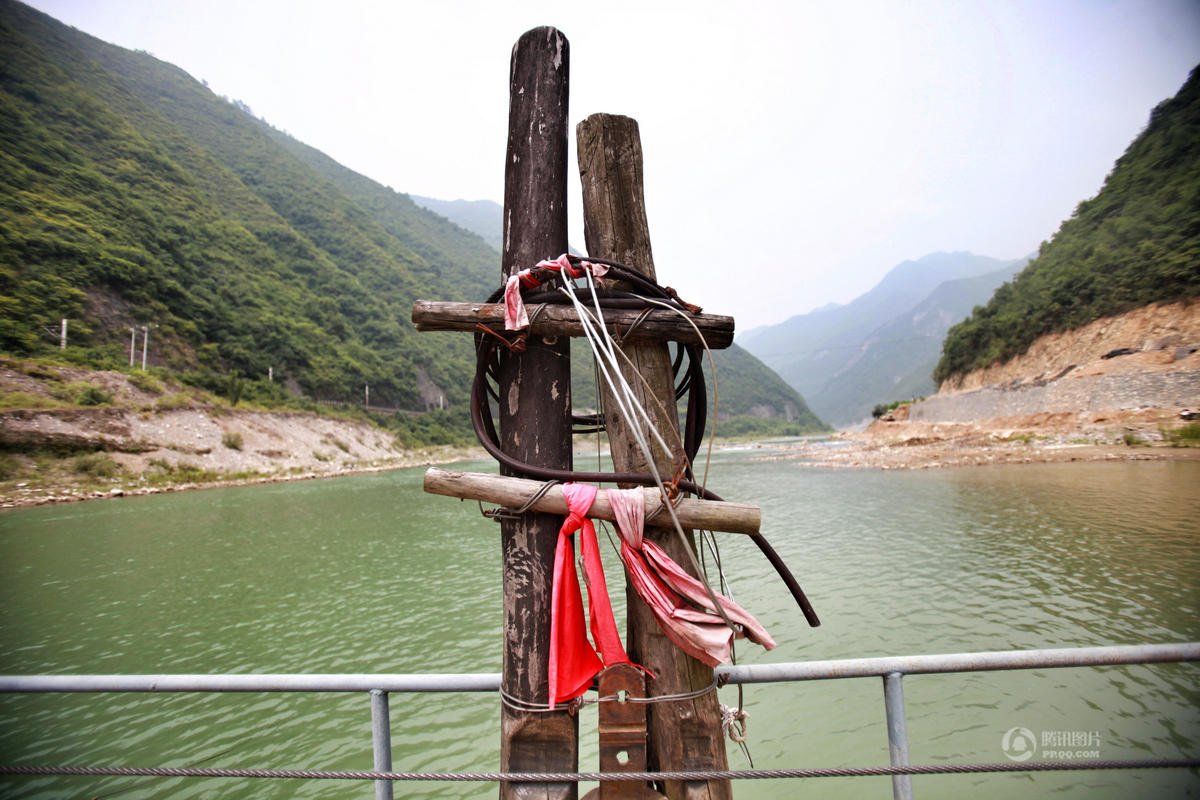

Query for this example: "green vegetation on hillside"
[569,342,828,437]
[935,66,1200,384]
[0,1,822,447]
[0,0,492,414]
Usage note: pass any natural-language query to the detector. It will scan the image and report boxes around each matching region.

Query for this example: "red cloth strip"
[547,483,632,707]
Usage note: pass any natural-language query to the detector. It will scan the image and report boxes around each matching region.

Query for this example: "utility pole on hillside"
[129,327,137,368]
[141,325,150,370]
[60,319,67,350]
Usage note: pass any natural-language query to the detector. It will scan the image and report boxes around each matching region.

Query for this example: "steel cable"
[3,758,1197,782]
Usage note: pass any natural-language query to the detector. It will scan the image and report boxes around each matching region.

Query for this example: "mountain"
[0,0,497,410]
[936,65,1200,384]
[0,0,819,438]
[806,261,1027,421]
[740,252,1028,426]
[707,344,827,429]
[410,195,504,252]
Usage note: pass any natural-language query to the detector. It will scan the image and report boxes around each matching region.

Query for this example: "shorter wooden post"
[577,112,732,800]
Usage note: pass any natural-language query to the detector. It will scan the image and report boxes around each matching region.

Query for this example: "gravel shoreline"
[754,409,1200,470]
[0,445,488,511]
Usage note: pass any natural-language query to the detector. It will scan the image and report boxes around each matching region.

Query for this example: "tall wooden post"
[499,27,576,800]
[577,113,732,800]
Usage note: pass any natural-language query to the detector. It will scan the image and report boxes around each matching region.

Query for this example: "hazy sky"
[26,0,1200,328]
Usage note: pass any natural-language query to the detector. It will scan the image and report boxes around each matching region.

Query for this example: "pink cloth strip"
[608,488,777,667]
[504,254,610,330]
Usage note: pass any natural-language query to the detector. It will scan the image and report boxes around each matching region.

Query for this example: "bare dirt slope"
[0,363,479,507]
[945,300,1200,390]
[770,301,1200,469]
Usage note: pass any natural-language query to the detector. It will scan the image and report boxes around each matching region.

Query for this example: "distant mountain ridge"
[740,252,1030,427]
[410,195,504,252]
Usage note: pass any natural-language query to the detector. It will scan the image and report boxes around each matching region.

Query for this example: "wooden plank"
[424,468,761,535]
[577,113,733,800]
[411,301,735,349]
[499,26,577,800]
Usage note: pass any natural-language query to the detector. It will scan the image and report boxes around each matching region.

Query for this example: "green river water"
[0,449,1197,798]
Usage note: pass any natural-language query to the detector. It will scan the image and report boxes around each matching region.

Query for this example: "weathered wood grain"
[577,113,733,800]
[424,468,761,535]
[499,26,576,800]
[411,300,735,349]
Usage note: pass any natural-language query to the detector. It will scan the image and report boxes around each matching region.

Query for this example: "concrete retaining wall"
[909,370,1200,423]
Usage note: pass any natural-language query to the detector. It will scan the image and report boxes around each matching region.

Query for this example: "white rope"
[556,274,739,634]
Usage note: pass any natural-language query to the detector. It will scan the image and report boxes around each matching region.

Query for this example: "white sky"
[26,0,1200,328]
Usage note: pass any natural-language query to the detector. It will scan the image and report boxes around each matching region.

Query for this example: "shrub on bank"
[73,452,120,477]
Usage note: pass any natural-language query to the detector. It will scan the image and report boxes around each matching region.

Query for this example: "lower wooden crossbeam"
[423,468,760,535]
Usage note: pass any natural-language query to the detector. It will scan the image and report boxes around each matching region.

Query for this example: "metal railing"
[2,642,1197,800]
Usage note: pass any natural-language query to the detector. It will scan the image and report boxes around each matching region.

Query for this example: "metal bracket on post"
[582,664,666,800]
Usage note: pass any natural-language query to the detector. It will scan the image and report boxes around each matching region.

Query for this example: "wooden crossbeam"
[424,467,761,535]
[411,300,735,349]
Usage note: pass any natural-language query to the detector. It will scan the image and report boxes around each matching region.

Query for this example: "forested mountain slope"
[0,0,491,409]
[0,0,822,435]
[935,65,1200,385]
[805,260,1027,423]
[410,195,504,253]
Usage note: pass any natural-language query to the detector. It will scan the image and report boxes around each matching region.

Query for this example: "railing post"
[370,689,393,800]
[882,672,914,800]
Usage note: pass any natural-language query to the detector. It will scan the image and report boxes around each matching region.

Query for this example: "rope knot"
[721,703,749,743]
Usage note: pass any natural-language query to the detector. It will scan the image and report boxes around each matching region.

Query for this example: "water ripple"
[1,459,1197,799]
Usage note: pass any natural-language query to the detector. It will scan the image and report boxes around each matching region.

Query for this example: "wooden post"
[577,113,732,800]
[499,27,576,800]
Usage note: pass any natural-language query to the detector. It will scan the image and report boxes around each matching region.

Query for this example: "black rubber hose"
[470,336,819,627]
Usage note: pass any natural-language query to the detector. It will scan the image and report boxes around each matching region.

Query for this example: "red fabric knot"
[504,254,610,331]
[547,483,632,708]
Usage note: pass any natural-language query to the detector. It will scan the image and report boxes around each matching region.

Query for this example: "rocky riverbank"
[757,408,1199,470]
[761,301,1200,470]
[0,360,484,509]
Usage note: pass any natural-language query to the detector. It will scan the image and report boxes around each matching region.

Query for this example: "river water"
[0,450,1197,798]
